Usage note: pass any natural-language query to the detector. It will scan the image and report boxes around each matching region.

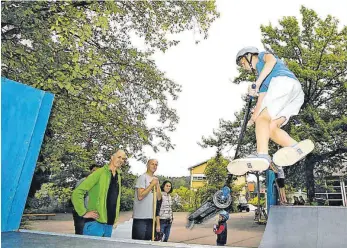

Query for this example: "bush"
[120,187,134,211]
[248,196,265,207]
[25,183,72,213]
[171,186,198,212]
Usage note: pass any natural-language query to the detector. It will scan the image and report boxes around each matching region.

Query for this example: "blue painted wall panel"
[266,170,278,214]
[1,78,54,232]
[1,79,43,228]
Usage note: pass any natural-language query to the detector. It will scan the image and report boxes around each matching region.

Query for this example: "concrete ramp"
[2,230,246,248]
[259,206,347,248]
[112,218,133,239]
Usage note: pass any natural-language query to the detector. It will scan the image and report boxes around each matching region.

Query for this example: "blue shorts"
[83,221,113,237]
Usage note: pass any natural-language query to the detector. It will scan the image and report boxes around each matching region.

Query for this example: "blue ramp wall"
[1,78,54,232]
[266,170,278,214]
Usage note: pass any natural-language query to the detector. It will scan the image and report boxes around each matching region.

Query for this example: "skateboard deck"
[273,139,314,166]
[227,157,269,175]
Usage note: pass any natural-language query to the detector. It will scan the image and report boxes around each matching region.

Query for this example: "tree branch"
[311,67,347,102]
[316,147,347,161]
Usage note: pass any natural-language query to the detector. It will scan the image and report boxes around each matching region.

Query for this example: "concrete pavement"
[24,211,265,247]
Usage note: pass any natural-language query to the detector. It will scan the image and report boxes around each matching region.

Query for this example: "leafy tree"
[120,162,137,189]
[27,183,72,213]
[205,156,229,188]
[1,1,219,198]
[171,186,197,212]
[260,6,347,201]
[195,156,246,209]
[201,6,347,202]
[156,175,190,189]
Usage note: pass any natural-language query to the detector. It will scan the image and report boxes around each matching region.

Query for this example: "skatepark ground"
[17,211,265,247]
[3,206,347,248]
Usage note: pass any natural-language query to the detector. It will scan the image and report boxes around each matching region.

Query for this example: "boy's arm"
[255,53,277,91]
[252,93,266,120]
[248,93,266,126]
[71,169,102,217]
[214,224,225,234]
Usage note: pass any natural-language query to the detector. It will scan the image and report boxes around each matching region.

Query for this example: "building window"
[192,176,206,181]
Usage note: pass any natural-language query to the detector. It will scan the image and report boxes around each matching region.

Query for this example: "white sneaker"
[273,139,314,166]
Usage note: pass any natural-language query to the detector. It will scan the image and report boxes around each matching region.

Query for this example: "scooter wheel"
[213,190,232,209]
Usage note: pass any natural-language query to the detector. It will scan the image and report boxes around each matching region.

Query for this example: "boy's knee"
[268,122,277,137]
[255,114,270,124]
[272,117,286,129]
[269,119,284,136]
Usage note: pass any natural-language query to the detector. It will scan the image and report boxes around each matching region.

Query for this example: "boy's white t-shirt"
[133,173,154,219]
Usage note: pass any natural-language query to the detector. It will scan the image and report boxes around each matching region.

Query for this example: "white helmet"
[236,47,259,66]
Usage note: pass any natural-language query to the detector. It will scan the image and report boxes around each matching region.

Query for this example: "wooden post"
[152,186,157,241]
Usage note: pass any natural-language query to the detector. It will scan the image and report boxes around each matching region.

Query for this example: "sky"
[128,0,347,177]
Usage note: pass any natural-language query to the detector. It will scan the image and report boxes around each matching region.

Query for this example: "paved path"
[24,211,265,247]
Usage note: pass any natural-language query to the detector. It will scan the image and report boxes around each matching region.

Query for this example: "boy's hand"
[248,83,258,97]
[247,119,255,127]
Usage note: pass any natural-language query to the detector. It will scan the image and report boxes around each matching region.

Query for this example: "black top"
[156,199,162,217]
[216,221,228,245]
[106,172,119,225]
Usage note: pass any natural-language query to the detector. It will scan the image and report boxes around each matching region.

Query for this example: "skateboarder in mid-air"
[228,47,314,176]
[186,47,314,228]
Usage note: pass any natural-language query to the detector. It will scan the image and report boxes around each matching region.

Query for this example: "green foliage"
[192,156,246,205]
[171,186,199,212]
[120,187,134,211]
[205,156,229,188]
[34,183,72,204]
[196,156,229,203]
[248,196,266,207]
[121,163,137,189]
[26,183,72,213]
[201,6,347,201]
[1,1,219,201]
[171,176,190,189]
[156,176,190,189]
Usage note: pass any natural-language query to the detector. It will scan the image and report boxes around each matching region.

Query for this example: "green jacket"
[72,164,122,224]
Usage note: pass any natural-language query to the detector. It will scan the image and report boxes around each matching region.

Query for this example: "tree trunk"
[304,154,315,203]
